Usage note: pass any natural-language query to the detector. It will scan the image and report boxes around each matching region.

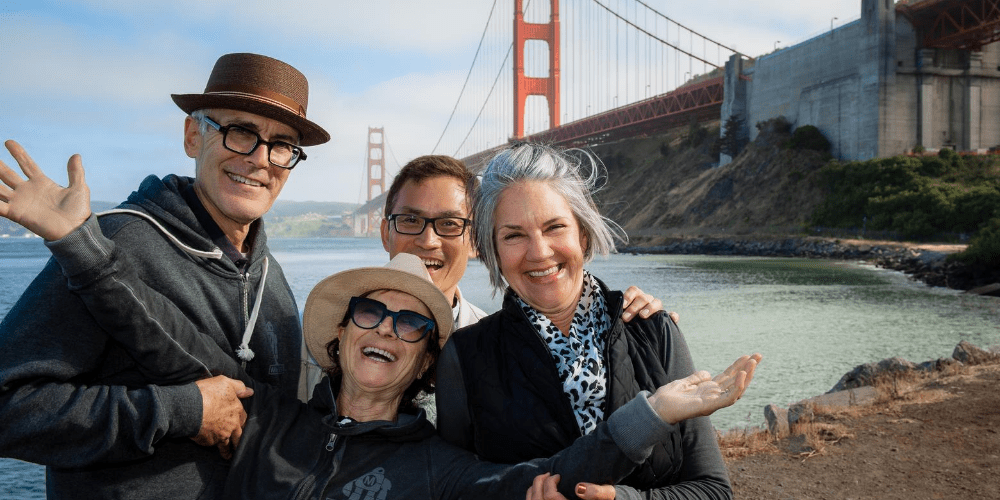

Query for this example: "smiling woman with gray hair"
[437,142,750,499]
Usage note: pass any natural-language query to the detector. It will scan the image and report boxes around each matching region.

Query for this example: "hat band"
[203,86,307,117]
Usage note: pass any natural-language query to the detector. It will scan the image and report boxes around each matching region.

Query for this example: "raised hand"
[648,353,761,425]
[0,140,92,241]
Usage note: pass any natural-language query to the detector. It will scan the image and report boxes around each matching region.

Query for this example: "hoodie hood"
[118,174,271,263]
[310,375,437,443]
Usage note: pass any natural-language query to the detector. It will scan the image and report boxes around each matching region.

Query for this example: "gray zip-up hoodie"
[0,174,302,499]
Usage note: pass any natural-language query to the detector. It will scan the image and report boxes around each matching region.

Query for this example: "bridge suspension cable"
[433,0,743,162]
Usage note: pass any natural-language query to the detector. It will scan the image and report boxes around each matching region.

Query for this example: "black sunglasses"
[348,296,436,343]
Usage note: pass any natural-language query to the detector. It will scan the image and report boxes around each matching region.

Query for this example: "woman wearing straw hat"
[0,160,758,498]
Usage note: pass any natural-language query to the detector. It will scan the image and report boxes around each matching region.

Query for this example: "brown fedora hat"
[172,53,330,146]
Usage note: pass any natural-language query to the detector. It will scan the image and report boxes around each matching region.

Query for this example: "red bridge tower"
[514,0,560,138]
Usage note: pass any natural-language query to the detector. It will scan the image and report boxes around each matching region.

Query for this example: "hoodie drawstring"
[236,256,268,362]
[96,209,268,363]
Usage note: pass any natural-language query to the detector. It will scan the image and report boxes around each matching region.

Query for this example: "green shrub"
[685,122,710,148]
[953,217,1000,270]
[810,154,1000,240]
[788,125,831,152]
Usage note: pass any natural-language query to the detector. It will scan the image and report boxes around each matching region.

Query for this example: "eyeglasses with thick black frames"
[347,296,436,343]
[388,213,471,238]
[200,115,306,169]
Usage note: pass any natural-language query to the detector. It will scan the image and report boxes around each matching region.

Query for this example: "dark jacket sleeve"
[615,312,732,500]
[434,394,679,500]
[0,217,205,467]
[45,215,246,384]
[0,278,203,466]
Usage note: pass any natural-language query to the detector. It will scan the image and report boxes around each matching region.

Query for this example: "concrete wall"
[722,0,1000,161]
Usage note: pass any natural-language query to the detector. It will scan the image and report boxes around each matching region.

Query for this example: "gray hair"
[472,143,627,294]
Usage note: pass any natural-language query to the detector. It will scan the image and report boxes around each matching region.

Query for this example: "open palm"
[0,140,92,241]
[650,353,761,424]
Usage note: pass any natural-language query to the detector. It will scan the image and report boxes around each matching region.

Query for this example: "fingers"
[227,423,243,460]
[217,439,233,460]
[527,473,567,500]
[0,154,22,201]
[668,311,680,325]
[3,140,41,179]
[620,286,662,322]
[683,370,713,385]
[575,483,617,500]
[193,375,251,455]
[542,474,565,500]
[66,154,86,189]
[716,354,761,401]
[229,378,254,399]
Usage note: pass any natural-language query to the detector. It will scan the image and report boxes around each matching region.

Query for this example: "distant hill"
[267,200,360,218]
[1,200,360,238]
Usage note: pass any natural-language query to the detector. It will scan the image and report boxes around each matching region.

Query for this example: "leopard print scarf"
[515,271,610,436]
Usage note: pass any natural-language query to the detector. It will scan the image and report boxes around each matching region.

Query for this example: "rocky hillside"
[589,121,832,246]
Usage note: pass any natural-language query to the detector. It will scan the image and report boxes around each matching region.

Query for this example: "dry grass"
[719,361,990,462]
[717,426,778,460]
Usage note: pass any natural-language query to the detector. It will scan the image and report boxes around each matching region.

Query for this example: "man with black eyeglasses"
[0,53,328,500]
[376,155,668,334]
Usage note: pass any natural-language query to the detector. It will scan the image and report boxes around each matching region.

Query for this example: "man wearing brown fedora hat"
[0,53,328,499]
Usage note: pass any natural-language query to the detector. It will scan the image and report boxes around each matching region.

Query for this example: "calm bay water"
[2,236,998,497]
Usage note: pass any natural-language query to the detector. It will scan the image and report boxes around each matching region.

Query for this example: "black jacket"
[436,278,732,500]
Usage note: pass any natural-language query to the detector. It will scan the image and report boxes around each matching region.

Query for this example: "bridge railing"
[524,76,725,148]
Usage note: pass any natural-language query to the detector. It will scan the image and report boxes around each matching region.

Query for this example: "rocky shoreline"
[621,236,1000,295]
[761,341,1000,438]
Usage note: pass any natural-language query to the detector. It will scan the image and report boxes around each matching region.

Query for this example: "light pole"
[831,17,838,32]
[774,40,781,51]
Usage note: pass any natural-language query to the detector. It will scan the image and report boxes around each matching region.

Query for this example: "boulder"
[764,404,789,437]
[829,357,917,392]
[917,357,962,372]
[788,386,877,426]
[952,340,1000,365]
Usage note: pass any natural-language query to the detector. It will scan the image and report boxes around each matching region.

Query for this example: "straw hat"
[171,53,330,146]
[303,253,454,370]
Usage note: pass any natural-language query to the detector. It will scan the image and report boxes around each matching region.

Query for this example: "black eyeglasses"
[201,115,306,169]
[348,296,436,343]
[388,214,471,237]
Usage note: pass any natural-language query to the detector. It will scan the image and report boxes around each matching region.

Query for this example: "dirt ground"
[723,363,1000,499]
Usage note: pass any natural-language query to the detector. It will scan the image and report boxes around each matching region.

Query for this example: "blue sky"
[1,1,861,204]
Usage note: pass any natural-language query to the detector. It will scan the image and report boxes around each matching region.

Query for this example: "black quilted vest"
[446,280,686,488]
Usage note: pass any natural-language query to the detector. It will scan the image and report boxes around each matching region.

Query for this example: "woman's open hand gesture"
[0,140,92,241]
[648,353,761,424]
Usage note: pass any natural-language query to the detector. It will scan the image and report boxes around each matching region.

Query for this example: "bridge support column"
[365,127,386,237]
[514,0,560,139]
